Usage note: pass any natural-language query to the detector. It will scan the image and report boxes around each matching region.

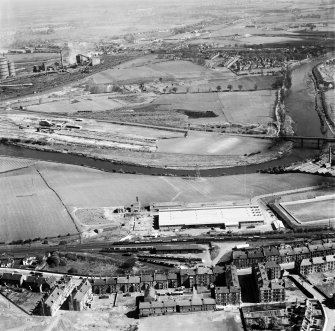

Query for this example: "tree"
[171,87,178,93]
[216,85,222,92]
[227,84,233,91]
[254,84,258,90]
[238,84,243,91]
[68,267,78,274]
[47,255,60,267]
[59,258,67,266]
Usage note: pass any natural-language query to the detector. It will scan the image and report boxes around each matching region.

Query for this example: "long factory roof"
[158,205,264,227]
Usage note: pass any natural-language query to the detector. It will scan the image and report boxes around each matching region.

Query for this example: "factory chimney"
[60,51,63,68]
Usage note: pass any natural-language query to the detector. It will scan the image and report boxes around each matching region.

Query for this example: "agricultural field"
[26,93,154,113]
[281,195,335,224]
[34,161,335,209]
[91,58,235,85]
[0,165,78,242]
[218,90,275,124]
[0,156,36,173]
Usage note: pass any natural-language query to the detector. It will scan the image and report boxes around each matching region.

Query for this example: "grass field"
[91,58,235,84]
[157,131,272,155]
[153,90,275,125]
[0,166,78,242]
[35,162,335,208]
[26,93,153,113]
[0,156,36,173]
[217,90,276,124]
[281,196,335,223]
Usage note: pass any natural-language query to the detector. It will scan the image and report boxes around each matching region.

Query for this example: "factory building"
[0,57,16,80]
[157,205,264,229]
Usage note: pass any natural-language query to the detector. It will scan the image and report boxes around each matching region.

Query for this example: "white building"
[158,204,264,229]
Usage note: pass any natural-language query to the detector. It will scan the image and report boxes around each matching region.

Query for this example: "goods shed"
[158,205,264,229]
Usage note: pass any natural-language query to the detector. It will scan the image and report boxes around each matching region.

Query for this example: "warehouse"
[158,205,264,229]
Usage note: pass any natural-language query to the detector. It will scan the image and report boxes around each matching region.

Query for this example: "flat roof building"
[158,205,264,229]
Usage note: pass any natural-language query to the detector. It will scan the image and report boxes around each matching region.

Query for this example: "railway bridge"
[266,135,335,148]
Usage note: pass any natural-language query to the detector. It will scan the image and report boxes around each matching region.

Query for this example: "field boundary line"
[34,166,81,237]
[0,164,34,175]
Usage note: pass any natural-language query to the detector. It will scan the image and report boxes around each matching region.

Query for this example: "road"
[289,274,335,331]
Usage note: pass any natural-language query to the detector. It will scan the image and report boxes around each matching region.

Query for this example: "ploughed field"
[0,164,78,243]
[34,161,335,208]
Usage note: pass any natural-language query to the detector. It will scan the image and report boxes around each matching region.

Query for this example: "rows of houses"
[296,254,335,276]
[139,286,216,318]
[91,266,225,295]
[252,262,285,303]
[139,295,216,317]
[232,242,335,268]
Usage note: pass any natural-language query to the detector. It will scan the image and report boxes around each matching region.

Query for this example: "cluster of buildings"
[301,300,324,331]
[241,300,324,331]
[232,241,335,268]
[296,254,335,276]
[252,262,285,303]
[0,272,92,316]
[91,266,225,295]
[139,288,216,317]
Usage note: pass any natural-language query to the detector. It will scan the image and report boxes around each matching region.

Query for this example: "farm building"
[157,205,264,229]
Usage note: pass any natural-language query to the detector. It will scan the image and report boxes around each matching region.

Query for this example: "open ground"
[0,157,334,241]
[281,195,335,224]
[0,165,78,242]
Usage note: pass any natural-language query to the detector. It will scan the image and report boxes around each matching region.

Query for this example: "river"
[0,58,328,176]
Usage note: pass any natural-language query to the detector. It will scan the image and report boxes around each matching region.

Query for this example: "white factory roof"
[158,205,264,227]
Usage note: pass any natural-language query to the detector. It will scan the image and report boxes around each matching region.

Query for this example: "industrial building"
[0,57,15,80]
[157,205,264,229]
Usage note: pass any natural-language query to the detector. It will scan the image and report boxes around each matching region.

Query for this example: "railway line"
[1,230,334,256]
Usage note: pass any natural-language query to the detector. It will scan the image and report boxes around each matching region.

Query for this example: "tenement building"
[252,263,285,303]
[212,265,241,306]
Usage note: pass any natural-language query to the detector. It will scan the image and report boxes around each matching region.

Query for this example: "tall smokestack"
[60,51,63,68]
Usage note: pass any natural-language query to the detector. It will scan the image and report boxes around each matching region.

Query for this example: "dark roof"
[215,286,229,294]
[180,269,196,276]
[155,273,167,281]
[232,250,248,260]
[93,279,105,286]
[2,273,23,281]
[247,250,264,259]
[263,247,280,256]
[167,272,178,280]
[141,274,154,282]
[106,277,117,285]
